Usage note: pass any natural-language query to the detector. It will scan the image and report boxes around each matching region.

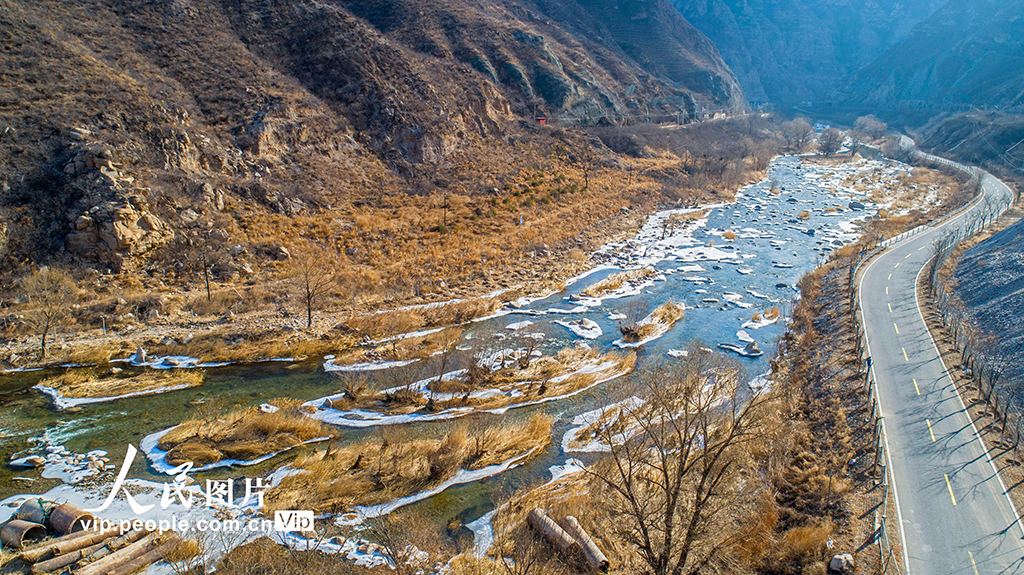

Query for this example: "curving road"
[859,156,1021,574]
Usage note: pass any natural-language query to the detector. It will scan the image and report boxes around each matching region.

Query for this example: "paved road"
[859,163,1021,574]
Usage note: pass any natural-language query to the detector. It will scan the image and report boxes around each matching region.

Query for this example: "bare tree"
[847,130,867,156]
[21,267,78,358]
[782,119,813,151]
[818,128,844,157]
[367,510,449,574]
[854,115,888,139]
[588,349,775,575]
[287,244,338,329]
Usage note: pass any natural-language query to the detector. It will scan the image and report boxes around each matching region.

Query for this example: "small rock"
[272,246,291,260]
[180,208,200,224]
[829,553,855,574]
[132,347,147,364]
[108,367,123,375]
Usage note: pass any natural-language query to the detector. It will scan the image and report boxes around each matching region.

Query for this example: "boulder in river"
[131,346,147,364]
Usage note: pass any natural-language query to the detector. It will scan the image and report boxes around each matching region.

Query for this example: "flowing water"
[0,155,908,541]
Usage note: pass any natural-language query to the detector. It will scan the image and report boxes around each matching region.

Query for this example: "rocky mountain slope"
[671,0,945,103]
[0,0,743,276]
[837,0,1024,110]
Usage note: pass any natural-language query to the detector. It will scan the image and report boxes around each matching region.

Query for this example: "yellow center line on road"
[927,419,936,441]
[895,262,900,268]
[888,303,893,313]
[945,474,958,506]
[905,253,912,259]
[886,286,889,295]
[919,246,927,251]
[969,551,979,575]
[894,323,900,335]
[888,273,892,280]
[913,378,920,395]
[903,348,909,361]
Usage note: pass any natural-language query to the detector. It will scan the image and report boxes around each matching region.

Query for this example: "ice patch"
[554,319,603,340]
[33,382,197,410]
[549,459,585,481]
[505,320,534,331]
[323,358,421,372]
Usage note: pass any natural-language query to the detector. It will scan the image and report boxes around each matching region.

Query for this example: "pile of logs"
[1,500,181,575]
[527,508,610,573]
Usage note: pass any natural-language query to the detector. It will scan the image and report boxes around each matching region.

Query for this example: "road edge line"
[913,249,1024,539]
[858,249,912,575]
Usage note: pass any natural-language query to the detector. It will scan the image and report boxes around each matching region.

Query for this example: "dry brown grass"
[327,327,464,368]
[37,369,204,399]
[579,268,655,298]
[158,399,333,467]
[751,306,780,323]
[0,548,14,569]
[266,414,552,514]
[159,331,342,364]
[620,301,685,342]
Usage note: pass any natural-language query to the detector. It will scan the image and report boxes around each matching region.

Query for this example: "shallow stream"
[0,155,908,549]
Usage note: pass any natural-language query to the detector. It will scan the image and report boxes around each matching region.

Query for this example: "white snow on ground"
[323,358,421,372]
[548,459,586,481]
[8,443,111,485]
[466,510,496,558]
[667,349,689,359]
[33,383,198,411]
[554,319,603,339]
[736,330,755,343]
[140,426,332,475]
[607,312,626,321]
[335,448,541,526]
[748,372,772,393]
[741,315,779,330]
[561,397,646,453]
[278,533,391,569]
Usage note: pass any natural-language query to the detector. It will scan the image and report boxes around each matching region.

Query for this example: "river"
[0,154,909,559]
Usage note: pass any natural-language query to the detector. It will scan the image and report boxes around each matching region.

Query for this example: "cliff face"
[0,0,742,272]
[836,0,1024,110]
[672,0,946,103]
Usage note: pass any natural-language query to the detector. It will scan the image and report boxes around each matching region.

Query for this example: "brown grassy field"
[266,414,552,514]
[37,369,204,399]
[158,399,333,467]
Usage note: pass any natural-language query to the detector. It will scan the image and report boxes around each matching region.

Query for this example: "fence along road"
[858,147,1020,575]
